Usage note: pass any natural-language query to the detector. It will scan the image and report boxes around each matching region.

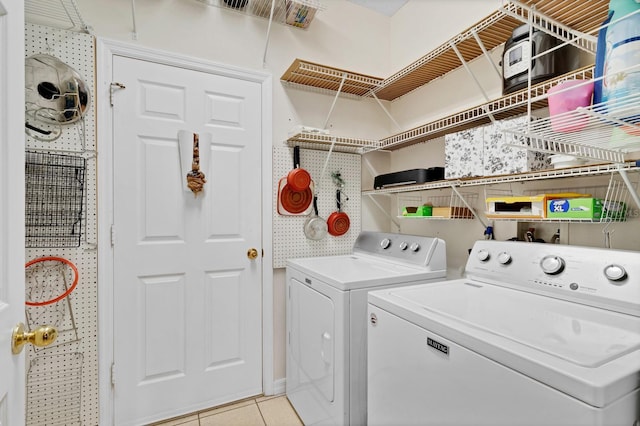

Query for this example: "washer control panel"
[466,240,640,316]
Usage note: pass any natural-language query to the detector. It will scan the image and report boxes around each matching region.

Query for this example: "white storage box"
[444,126,484,179]
[484,116,551,176]
[445,116,551,179]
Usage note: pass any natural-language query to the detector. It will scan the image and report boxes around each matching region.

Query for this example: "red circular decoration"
[280,184,313,214]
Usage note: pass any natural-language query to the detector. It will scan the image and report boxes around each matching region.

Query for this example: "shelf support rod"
[617,168,640,211]
[449,40,496,124]
[366,193,401,230]
[322,73,346,130]
[471,30,502,80]
[451,184,489,229]
[370,92,402,132]
[130,0,138,40]
[262,0,277,66]
[362,153,381,179]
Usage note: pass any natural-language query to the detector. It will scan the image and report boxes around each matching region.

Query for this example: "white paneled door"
[0,2,25,425]
[111,55,263,425]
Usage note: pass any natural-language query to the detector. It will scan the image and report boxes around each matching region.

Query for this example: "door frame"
[96,39,273,426]
[0,1,25,424]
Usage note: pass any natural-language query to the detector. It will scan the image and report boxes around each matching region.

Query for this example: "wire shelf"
[25,0,90,33]
[506,93,640,163]
[484,173,636,223]
[197,0,324,28]
[25,151,86,248]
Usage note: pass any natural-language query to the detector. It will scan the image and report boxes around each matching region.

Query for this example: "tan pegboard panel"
[273,145,361,268]
[24,23,98,426]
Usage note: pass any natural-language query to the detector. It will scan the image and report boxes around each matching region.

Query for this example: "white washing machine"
[368,240,640,426]
[286,231,447,426]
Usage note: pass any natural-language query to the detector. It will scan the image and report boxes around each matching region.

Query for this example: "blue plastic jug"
[593,0,640,107]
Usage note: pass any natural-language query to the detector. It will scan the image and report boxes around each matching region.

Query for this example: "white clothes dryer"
[286,231,447,426]
[368,240,640,426]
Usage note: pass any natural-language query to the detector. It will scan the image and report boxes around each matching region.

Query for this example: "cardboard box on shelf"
[486,192,589,219]
[547,198,603,220]
[431,206,474,219]
[285,1,317,28]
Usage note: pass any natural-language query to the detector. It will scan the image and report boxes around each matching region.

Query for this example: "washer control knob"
[399,242,408,251]
[540,255,565,275]
[380,238,391,249]
[410,243,421,252]
[497,252,512,265]
[477,249,490,262]
[604,264,627,282]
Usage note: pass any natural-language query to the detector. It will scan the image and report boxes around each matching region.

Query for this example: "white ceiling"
[347,0,409,17]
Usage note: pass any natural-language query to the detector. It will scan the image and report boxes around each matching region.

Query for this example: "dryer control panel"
[466,240,640,317]
[352,231,446,269]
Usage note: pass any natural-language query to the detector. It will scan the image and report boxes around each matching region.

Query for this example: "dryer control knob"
[541,255,565,275]
[477,249,490,262]
[497,252,512,265]
[380,238,391,249]
[410,243,421,252]
[399,242,408,251]
[604,264,627,282]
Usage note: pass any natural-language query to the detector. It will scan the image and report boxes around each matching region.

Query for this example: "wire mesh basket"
[25,151,86,248]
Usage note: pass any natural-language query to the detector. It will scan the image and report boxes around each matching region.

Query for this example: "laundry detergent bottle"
[594,0,640,108]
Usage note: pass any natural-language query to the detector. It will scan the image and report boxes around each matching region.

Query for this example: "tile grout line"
[255,399,268,426]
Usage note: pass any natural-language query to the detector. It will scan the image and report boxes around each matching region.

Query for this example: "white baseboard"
[270,378,286,396]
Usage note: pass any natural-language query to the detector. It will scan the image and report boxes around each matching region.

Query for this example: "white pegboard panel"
[24,23,98,426]
[273,145,361,268]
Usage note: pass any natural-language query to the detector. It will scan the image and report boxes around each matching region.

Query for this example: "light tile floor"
[150,394,303,426]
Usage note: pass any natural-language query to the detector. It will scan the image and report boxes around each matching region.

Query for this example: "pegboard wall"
[273,145,361,268]
[24,23,98,426]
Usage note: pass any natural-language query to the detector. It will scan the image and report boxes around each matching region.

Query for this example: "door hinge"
[109,82,126,107]
[111,362,116,386]
[110,224,115,247]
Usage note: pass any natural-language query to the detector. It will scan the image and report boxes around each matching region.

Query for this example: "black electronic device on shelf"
[374,168,445,189]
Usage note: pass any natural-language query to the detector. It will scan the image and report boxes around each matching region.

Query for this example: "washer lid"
[397,281,640,367]
[286,254,446,291]
[368,280,640,407]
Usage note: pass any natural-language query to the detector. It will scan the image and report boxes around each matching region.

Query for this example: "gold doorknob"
[11,323,58,354]
[247,248,259,260]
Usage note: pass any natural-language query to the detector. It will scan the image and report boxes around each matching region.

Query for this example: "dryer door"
[287,277,335,402]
